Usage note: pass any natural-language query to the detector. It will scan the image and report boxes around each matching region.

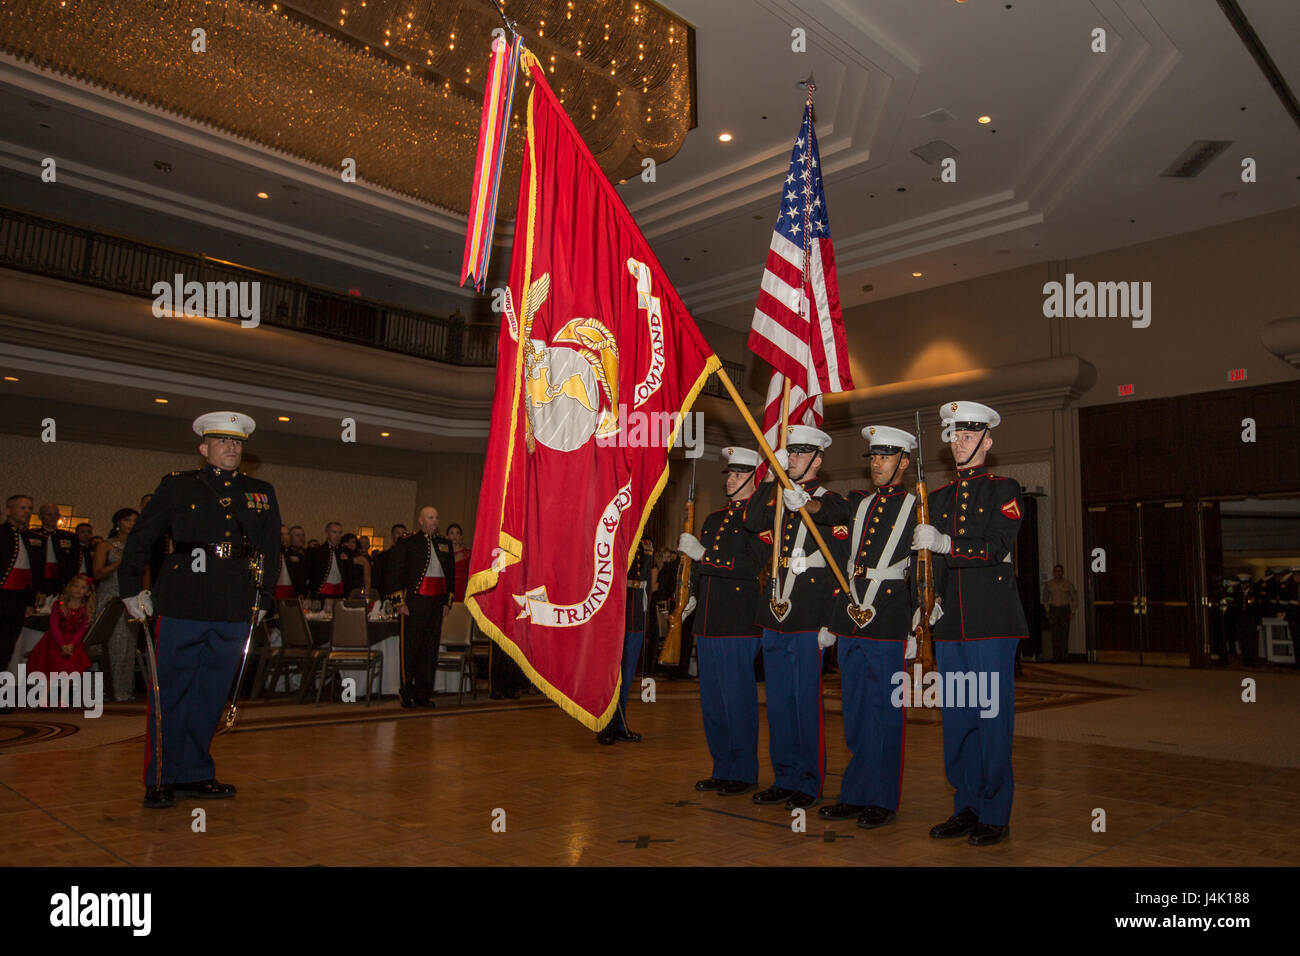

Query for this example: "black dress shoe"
[856,806,897,829]
[695,777,724,792]
[929,807,979,839]
[818,802,866,820]
[717,780,755,797]
[784,791,819,810]
[490,691,505,700]
[596,731,617,745]
[414,698,435,708]
[752,786,795,805]
[172,780,236,799]
[968,822,1009,846]
[399,693,418,708]
[613,729,641,742]
[505,690,520,699]
[142,786,174,809]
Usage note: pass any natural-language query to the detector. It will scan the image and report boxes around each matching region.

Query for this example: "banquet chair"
[84,599,124,674]
[245,621,278,701]
[436,603,478,705]
[261,600,326,701]
[315,602,383,705]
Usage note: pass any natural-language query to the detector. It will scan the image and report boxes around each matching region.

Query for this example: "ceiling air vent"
[911,140,959,165]
[920,108,954,124]
[1159,140,1233,178]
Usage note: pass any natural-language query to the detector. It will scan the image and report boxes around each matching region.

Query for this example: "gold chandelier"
[1,0,696,215]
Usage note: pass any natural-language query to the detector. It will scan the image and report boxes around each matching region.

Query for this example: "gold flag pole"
[714,369,852,597]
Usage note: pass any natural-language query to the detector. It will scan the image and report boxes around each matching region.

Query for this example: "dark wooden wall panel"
[1082,380,1300,504]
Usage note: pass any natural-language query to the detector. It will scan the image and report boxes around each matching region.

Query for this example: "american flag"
[748,93,852,468]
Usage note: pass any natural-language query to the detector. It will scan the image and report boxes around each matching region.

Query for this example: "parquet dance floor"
[2,665,1298,867]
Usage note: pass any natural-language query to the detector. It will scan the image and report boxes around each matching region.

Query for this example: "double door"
[1084,500,1200,665]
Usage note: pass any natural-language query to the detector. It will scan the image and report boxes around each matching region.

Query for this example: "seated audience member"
[93,508,140,701]
[339,532,372,597]
[446,523,471,602]
[75,523,94,575]
[25,574,95,680]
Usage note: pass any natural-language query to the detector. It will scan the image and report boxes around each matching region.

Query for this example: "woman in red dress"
[25,573,95,678]
[446,523,471,602]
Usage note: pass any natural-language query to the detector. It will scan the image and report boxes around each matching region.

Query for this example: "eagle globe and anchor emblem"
[499,258,669,628]
[503,259,665,454]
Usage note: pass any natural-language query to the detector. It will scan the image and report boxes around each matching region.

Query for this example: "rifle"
[659,459,696,666]
[913,410,936,673]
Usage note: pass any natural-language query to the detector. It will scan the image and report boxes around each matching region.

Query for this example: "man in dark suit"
[119,411,281,810]
[32,502,82,597]
[386,507,454,708]
[1,495,43,677]
[371,523,407,597]
[305,522,353,602]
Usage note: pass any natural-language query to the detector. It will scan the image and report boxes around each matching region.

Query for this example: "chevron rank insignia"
[1001,499,1022,520]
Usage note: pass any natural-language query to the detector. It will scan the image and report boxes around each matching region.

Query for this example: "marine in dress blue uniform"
[743,425,848,810]
[813,426,918,829]
[676,447,767,796]
[119,412,281,809]
[598,540,654,744]
[911,401,1027,846]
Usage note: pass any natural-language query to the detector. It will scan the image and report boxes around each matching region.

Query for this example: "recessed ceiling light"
[256,191,269,199]
[912,272,923,277]
[3,375,18,382]
[977,115,992,124]
[380,431,391,438]
[278,415,291,422]
[718,132,733,142]
[154,397,169,404]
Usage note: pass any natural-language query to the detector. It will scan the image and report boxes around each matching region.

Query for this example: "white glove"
[774,448,789,471]
[677,532,705,562]
[789,550,808,576]
[817,627,837,649]
[905,635,917,660]
[683,596,696,617]
[256,609,267,626]
[911,524,952,554]
[122,590,153,621]
[911,601,944,633]
[782,486,811,511]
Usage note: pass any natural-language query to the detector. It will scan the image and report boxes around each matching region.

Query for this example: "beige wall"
[0,434,417,547]
[412,452,487,545]
[837,206,1300,405]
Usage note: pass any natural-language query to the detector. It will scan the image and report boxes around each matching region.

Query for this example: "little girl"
[25,574,96,679]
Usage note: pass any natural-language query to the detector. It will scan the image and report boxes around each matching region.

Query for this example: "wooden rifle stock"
[914,478,936,673]
[659,488,695,666]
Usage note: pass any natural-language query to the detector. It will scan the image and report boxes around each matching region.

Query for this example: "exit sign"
[1228,368,1247,382]
[1117,384,1134,397]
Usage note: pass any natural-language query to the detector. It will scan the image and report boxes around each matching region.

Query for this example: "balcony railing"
[0,205,498,366]
[0,205,747,389]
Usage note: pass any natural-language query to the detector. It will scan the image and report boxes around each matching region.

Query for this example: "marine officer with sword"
[120,411,280,809]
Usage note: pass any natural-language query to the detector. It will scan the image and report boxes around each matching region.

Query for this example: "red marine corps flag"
[464,50,719,730]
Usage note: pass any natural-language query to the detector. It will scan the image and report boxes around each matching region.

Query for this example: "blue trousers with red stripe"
[935,638,1018,826]
[838,637,907,809]
[608,630,643,734]
[696,636,760,784]
[760,629,824,797]
[144,617,246,786]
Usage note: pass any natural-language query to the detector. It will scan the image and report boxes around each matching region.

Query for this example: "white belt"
[845,493,915,627]
[772,487,827,622]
